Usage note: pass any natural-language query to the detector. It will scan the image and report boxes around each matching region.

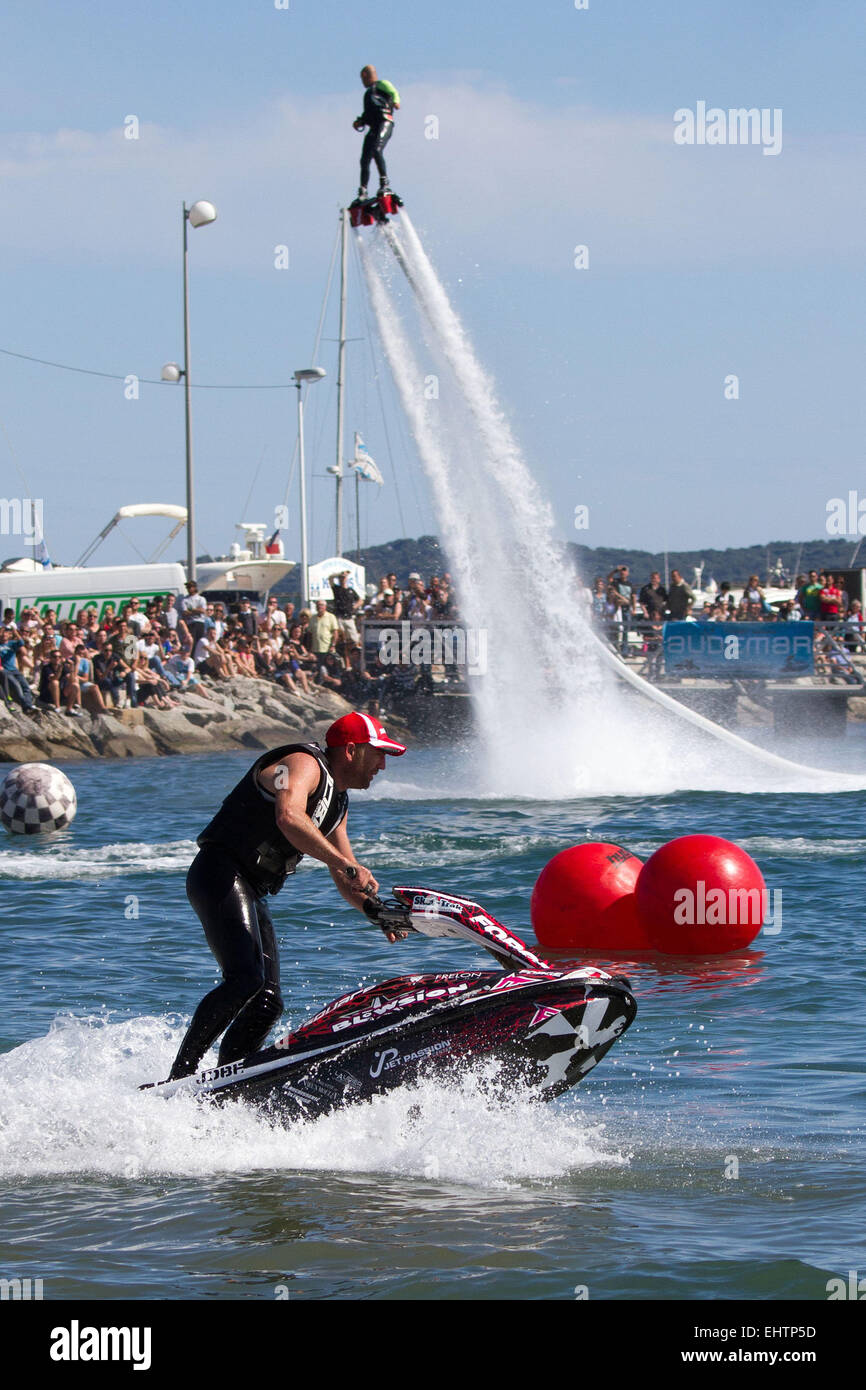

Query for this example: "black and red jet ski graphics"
[349,191,403,227]
[144,887,637,1122]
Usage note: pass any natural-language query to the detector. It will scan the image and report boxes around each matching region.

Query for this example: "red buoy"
[635,834,765,954]
[530,842,650,949]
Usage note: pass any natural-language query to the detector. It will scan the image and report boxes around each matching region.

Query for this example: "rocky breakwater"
[0,680,362,764]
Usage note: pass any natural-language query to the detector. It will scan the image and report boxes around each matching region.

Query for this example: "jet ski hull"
[152,973,636,1124]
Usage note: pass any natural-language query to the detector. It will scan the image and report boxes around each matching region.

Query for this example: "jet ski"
[349,189,403,227]
[142,887,637,1122]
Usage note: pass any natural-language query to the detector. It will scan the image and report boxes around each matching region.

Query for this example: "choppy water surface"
[1,748,864,1300]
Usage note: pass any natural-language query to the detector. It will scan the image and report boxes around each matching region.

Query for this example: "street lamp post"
[161,199,217,584]
[293,368,327,606]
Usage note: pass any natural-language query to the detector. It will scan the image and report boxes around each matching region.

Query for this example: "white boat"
[0,503,296,621]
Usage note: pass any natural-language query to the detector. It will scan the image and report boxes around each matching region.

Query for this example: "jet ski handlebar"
[361,893,413,933]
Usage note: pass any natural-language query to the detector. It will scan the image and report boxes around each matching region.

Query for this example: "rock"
[0,677,354,763]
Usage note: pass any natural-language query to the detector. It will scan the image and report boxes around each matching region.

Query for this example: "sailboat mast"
[335,207,349,556]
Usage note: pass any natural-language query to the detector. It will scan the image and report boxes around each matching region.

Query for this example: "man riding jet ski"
[144,887,637,1123]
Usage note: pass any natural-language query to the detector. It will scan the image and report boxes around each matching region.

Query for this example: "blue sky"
[1,1,864,571]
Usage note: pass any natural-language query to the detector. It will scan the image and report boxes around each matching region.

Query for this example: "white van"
[0,561,186,623]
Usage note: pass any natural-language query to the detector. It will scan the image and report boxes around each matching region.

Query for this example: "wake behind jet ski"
[142,887,637,1123]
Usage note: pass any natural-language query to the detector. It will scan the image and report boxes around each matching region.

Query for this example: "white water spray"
[358,214,864,796]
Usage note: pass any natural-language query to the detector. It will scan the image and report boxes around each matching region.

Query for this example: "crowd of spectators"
[588,564,865,681]
[0,567,463,722]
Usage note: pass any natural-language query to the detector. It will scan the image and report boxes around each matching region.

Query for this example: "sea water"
[1,748,864,1300]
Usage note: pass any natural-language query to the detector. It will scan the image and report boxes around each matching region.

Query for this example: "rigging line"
[351,231,409,539]
[0,347,290,389]
[0,414,36,500]
[238,443,269,531]
[311,217,341,364]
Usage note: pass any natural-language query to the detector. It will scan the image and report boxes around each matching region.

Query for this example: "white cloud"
[0,82,863,273]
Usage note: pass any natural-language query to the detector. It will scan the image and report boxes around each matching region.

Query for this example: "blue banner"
[663,621,814,677]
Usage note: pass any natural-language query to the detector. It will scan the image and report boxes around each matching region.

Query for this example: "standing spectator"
[110,619,139,706]
[309,599,339,658]
[667,570,695,620]
[607,566,634,654]
[799,571,823,621]
[180,580,208,647]
[639,572,668,622]
[819,574,844,623]
[330,570,362,650]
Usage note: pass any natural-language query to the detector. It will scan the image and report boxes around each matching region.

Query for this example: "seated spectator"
[374,588,403,621]
[133,652,175,708]
[0,624,39,716]
[195,634,233,679]
[406,579,431,621]
[74,643,108,716]
[38,649,83,716]
[165,639,211,697]
[286,623,316,672]
[430,583,455,619]
[816,632,860,684]
[387,661,420,699]
[843,599,865,651]
[316,650,345,691]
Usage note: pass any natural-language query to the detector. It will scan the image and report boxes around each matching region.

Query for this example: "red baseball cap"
[325,711,406,755]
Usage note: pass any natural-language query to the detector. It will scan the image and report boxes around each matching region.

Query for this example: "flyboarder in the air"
[353,64,400,201]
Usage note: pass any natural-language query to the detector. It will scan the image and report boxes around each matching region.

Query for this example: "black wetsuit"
[169,742,348,1079]
[358,81,398,190]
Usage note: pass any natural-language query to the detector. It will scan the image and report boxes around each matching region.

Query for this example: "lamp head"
[187,200,217,228]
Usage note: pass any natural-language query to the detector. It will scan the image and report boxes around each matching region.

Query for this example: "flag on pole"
[350,432,384,486]
[33,537,52,569]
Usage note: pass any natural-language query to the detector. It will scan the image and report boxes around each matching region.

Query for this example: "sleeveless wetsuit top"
[197,742,348,896]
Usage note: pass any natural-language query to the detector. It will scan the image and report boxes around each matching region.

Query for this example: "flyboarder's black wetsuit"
[168,743,348,1080]
[357,79,399,191]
